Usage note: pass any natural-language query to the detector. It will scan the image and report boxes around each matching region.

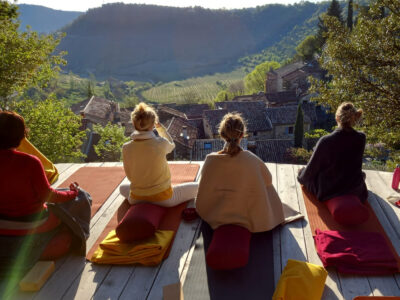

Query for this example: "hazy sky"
[17,0,324,12]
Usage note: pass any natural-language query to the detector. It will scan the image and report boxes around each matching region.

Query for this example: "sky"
[17,0,325,12]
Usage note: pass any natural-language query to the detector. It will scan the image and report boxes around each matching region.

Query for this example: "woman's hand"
[69,182,80,193]
[154,122,161,128]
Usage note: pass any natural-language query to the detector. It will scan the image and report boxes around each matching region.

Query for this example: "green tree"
[103,81,115,100]
[304,128,329,139]
[347,0,354,30]
[294,103,304,148]
[296,35,320,61]
[121,95,139,108]
[0,1,18,20]
[87,81,94,98]
[316,0,344,49]
[0,1,65,108]
[12,97,86,162]
[214,90,235,102]
[244,61,280,94]
[93,123,129,161]
[310,0,400,148]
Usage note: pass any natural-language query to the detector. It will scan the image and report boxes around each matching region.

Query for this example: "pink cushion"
[206,224,251,270]
[325,195,369,226]
[116,203,167,242]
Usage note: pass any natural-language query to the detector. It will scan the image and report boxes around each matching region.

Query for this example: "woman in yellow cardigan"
[119,103,198,206]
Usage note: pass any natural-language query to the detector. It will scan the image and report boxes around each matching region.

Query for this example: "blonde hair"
[335,102,363,128]
[131,102,158,131]
[218,113,246,156]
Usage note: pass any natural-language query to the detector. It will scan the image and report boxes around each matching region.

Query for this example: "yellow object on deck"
[17,138,59,184]
[90,230,174,266]
[273,259,328,300]
[19,261,55,292]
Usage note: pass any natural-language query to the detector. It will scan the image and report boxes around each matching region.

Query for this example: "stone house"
[213,101,273,139]
[266,61,324,95]
[266,105,313,139]
[266,62,305,93]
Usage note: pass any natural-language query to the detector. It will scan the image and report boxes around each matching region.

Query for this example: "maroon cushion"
[206,224,251,270]
[325,195,369,226]
[40,228,72,260]
[116,203,167,242]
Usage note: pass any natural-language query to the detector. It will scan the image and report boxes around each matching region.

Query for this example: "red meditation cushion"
[182,208,199,222]
[206,224,251,270]
[325,195,369,226]
[40,228,72,260]
[116,203,167,242]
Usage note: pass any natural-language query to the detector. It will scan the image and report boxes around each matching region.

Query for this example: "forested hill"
[58,2,329,82]
[18,5,82,33]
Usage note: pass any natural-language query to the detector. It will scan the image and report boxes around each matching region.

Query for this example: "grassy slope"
[141,68,246,104]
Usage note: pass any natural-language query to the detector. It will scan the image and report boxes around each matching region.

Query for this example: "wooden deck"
[4,162,400,299]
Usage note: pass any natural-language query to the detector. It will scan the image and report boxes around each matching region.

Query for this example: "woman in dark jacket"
[298,102,368,202]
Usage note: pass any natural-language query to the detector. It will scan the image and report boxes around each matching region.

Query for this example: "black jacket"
[297,128,368,202]
[48,188,92,255]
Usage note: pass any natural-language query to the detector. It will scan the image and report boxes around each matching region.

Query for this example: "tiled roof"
[167,117,198,148]
[265,91,298,105]
[266,105,311,125]
[272,61,305,77]
[166,103,210,119]
[71,98,91,115]
[157,105,187,119]
[192,138,248,161]
[203,109,228,135]
[215,101,272,132]
[255,139,294,163]
[231,93,267,102]
[82,96,118,126]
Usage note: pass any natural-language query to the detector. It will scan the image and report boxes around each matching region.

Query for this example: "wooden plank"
[102,162,120,167]
[276,164,308,268]
[53,163,73,174]
[92,266,134,299]
[364,171,400,295]
[266,163,282,289]
[338,275,373,298]
[365,170,400,239]
[292,165,343,300]
[146,218,201,300]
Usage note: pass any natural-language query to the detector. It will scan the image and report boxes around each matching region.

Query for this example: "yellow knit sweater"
[122,126,175,201]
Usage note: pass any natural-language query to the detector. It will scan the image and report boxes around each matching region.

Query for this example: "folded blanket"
[314,229,398,275]
[90,230,174,266]
[17,138,59,184]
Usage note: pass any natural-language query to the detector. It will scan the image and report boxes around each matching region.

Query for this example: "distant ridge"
[18,4,82,33]
[56,2,330,81]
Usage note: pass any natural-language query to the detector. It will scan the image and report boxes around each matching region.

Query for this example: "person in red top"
[0,111,79,259]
